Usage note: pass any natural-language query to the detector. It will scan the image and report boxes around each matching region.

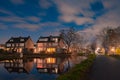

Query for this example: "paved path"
[89,56,120,80]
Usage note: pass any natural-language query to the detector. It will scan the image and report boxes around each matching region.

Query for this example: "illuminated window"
[39,38,48,41]
[52,38,58,42]
[10,39,13,42]
[52,43,58,46]
[12,44,14,47]
[20,39,24,41]
[46,58,56,64]
[46,48,56,53]
[19,48,22,53]
[6,44,11,47]
[20,43,24,47]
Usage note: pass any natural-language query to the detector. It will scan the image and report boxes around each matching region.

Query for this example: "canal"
[0,56,86,80]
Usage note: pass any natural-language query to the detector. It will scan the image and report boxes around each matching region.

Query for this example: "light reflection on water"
[0,56,86,80]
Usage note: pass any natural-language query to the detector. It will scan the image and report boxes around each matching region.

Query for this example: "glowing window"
[10,39,13,42]
[46,58,56,64]
[6,44,11,47]
[20,39,24,41]
[20,43,24,47]
[46,48,56,53]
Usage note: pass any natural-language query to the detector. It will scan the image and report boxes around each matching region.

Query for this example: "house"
[4,59,33,73]
[36,58,58,73]
[36,35,66,54]
[5,36,34,53]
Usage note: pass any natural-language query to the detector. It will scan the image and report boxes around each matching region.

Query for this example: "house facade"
[36,35,66,54]
[5,36,34,53]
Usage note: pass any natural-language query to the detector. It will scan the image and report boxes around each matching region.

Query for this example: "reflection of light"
[6,48,10,51]
[46,58,56,64]
[19,48,22,53]
[55,68,58,73]
[37,64,43,68]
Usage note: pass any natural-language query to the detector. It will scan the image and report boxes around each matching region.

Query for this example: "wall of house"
[25,38,34,49]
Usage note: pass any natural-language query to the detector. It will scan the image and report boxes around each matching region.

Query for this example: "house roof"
[37,35,61,43]
[6,36,30,43]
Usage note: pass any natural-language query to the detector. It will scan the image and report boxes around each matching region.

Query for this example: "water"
[0,56,86,80]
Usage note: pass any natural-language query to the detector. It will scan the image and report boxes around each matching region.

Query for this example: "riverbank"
[57,54,96,80]
[0,53,71,61]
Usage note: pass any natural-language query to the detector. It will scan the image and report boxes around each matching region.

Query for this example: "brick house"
[5,36,34,53]
[36,35,66,54]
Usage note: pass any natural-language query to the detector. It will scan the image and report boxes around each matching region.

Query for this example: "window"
[12,44,14,47]
[16,44,18,46]
[52,38,58,42]
[52,43,58,46]
[46,58,56,64]
[20,43,24,47]
[6,44,11,47]
[39,38,48,41]
[46,48,56,53]
[20,39,24,41]
[10,39,13,42]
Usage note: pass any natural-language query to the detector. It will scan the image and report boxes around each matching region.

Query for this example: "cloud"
[0,9,14,16]
[40,22,63,27]
[10,0,24,4]
[14,23,40,31]
[59,15,94,25]
[0,15,41,31]
[26,16,41,22]
[0,16,25,23]
[0,16,41,23]
[39,0,52,9]
[53,0,94,25]
[72,0,120,46]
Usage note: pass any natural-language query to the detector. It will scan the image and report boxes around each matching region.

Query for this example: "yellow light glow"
[46,48,56,53]
[34,48,37,53]
[19,48,22,53]
[116,47,120,55]
[111,47,115,52]
[46,58,56,64]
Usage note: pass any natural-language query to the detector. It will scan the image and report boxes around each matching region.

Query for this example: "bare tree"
[97,27,111,54]
[60,27,77,53]
[97,26,120,54]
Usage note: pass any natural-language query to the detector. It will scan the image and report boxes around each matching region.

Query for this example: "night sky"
[0,0,120,44]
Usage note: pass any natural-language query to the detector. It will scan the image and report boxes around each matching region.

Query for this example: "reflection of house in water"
[36,57,61,74]
[4,59,33,74]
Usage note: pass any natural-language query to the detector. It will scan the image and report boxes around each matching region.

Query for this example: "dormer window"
[10,39,13,42]
[39,38,48,41]
[20,39,24,41]
[52,38,58,42]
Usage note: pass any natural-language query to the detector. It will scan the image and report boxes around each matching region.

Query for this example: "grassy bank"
[0,53,20,61]
[110,55,120,59]
[57,54,96,80]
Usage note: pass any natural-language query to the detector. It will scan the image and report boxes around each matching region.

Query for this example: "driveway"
[89,56,120,80]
